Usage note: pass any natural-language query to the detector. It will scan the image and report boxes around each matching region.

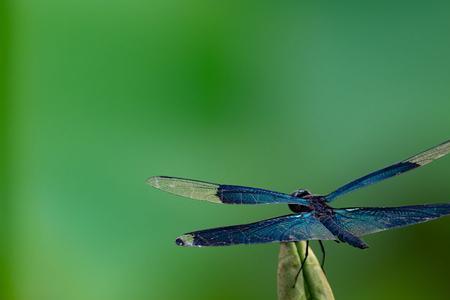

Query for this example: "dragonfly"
[148,140,450,275]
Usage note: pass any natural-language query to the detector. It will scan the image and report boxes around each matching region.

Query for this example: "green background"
[2,1,450,299]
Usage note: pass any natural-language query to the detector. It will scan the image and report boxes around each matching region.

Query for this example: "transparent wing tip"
[146,176,162,188]
[175,234,196,247]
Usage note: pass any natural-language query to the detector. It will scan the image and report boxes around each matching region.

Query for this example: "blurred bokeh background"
[2,1,450,299]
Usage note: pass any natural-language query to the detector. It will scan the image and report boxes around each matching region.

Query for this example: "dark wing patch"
[217,185,308,205]
[175,213,336,247]
[333,203,450,236]
[325,162,418,202]
[325,140,450,202]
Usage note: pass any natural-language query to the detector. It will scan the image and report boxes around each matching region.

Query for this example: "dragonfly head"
[291,189,312,198]
[289,189,314,213]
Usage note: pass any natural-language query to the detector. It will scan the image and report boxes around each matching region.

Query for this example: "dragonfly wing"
[175,213,336,247]
[325,140,450,202]
[333,203,450,236]
[147,176,308,205]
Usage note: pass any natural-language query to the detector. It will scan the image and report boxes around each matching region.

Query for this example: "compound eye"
[293,189,311,198]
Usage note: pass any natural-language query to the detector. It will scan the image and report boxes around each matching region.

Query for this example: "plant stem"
[277,242,335,300]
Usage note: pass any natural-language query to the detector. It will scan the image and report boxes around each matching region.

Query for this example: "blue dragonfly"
[148,140,450,272]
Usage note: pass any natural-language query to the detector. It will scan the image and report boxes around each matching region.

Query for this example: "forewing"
[148,176,308,205]
[333,203,450,236]
[325,140,450,202]
[175,213,335,247]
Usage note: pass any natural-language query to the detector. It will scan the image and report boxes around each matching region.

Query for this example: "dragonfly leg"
[293,241,309,288]
[318,240,326,272]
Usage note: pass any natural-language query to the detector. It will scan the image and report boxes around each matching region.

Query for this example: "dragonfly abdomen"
[320,216,369,249]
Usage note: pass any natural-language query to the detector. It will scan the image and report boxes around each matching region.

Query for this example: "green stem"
[277,242,335,300]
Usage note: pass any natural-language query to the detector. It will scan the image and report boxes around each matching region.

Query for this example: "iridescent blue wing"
[175,213,336,247]
[333,203,450,236]
[147,176,309,205]
[325,140,450,202]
